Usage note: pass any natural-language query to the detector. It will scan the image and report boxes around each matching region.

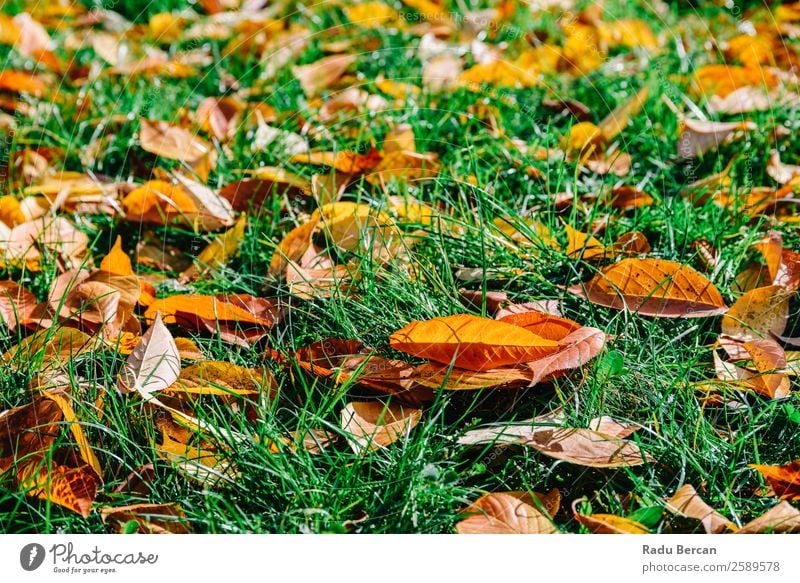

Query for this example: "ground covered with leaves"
[1,0,800,534]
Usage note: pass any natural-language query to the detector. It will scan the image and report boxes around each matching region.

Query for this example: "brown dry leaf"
[100,502,191,534]
[568,258,727,318]
[341,401,422,453]
[665,484,738,533]
[677,118,757,159]
[144,294,279,347]
[721,285,790,357]
[294,428,339,455]
[2,216,89,271]
[18,458,100,518]
[3,327,95,370]
[382,124,417,155]
[456,491,558,534]
[154,414,234,486]
[365,150,440,186]
[737,502,800,534]
[0,281,38,328]
[312,201,396,253]
[458,416,650,468]
[742,339,791,399]
[613,231,652,256]
[750,461,800,500]
[121,179,234,230]
[181,213,247,282]
[221,172,311,213]
[144,293,278,329]
[524,426,650,468]
[459,59,537,88]
[117,313,181,397]
[755,231,800,291]
[607,186,654,209]
[423,54,462,91]
[767,150,800,185]
[413,364,533,391]
[389,314,561,371]
[286,260,351,300]
[292,339,434,405]
[496,300,562,319]
[458,289,508,314]
[292,54,356,96]
[317,88,388,123]
[139,119,217,180]
[0,396,62,476]
[195,96,241,141]
[707,86,772,115]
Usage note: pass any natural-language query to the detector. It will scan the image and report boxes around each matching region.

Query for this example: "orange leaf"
[341,401,421,453]
[389,314,561,371]
[497,311,582,341]
[0,70,46,95]
[568,258,727,318]
[751,461,800,500]
[99,236,134,276]
[122,180,198,222]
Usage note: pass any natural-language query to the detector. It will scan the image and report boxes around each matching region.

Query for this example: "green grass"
[0,0,799,533]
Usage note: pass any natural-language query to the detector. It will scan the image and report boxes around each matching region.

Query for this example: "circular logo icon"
[20,543,46,571]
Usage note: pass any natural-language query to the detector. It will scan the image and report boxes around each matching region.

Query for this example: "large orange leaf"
[389,314,561,371]
[568,258,727,317]
[497,311,582,341]
[751,461,800,500]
